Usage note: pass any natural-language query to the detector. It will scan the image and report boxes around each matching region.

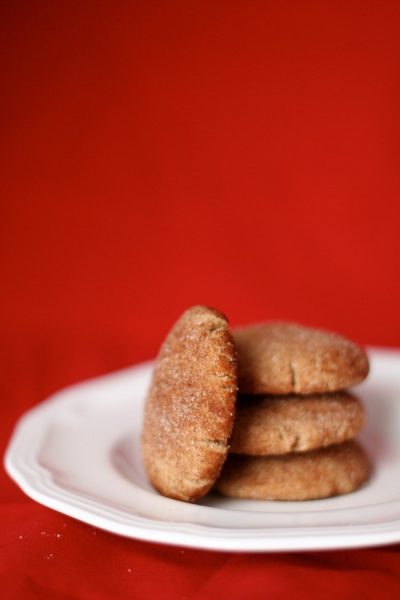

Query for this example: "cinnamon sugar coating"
[230,391,365,456]
[234,322,369,395]
[216,441,371,500]
[141,306,238,502]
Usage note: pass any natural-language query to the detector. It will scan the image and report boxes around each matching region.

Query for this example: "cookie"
[230,391,365,456]
[216,441,371,501]
[234,322,369,395]
[141,305,238,502]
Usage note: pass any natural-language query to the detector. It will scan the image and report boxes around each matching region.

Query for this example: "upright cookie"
[141,306,237,502]
[216,441,371,501]
[230,391,365,456]
[234,322,369,395]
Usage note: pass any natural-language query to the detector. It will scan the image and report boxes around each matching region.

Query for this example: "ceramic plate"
[5,349,400,552]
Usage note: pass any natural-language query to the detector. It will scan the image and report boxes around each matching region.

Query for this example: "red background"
[1,1,400,598]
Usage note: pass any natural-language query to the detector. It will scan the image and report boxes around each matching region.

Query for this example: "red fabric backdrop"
[1,1,400,598]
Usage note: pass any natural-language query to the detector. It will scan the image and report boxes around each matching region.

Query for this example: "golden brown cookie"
[230,391,365,456]
[141,306,238,502]
[216,441,371,501]
[234,322,369,395]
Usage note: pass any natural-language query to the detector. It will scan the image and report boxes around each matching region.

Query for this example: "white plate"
[4,348,400,552]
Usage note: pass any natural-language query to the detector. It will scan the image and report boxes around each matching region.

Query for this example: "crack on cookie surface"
[289,361,297,390]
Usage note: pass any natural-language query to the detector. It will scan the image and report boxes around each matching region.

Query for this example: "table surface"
[1,2,400,598]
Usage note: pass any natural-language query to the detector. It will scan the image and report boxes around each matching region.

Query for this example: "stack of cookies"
[141,306,371,503]
[216,322,370,501]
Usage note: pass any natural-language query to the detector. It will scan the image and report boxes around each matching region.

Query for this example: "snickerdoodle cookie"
[216,441,371,500]
[230,391,365,456]
[141,306,238,502]
[234,322,369,395]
